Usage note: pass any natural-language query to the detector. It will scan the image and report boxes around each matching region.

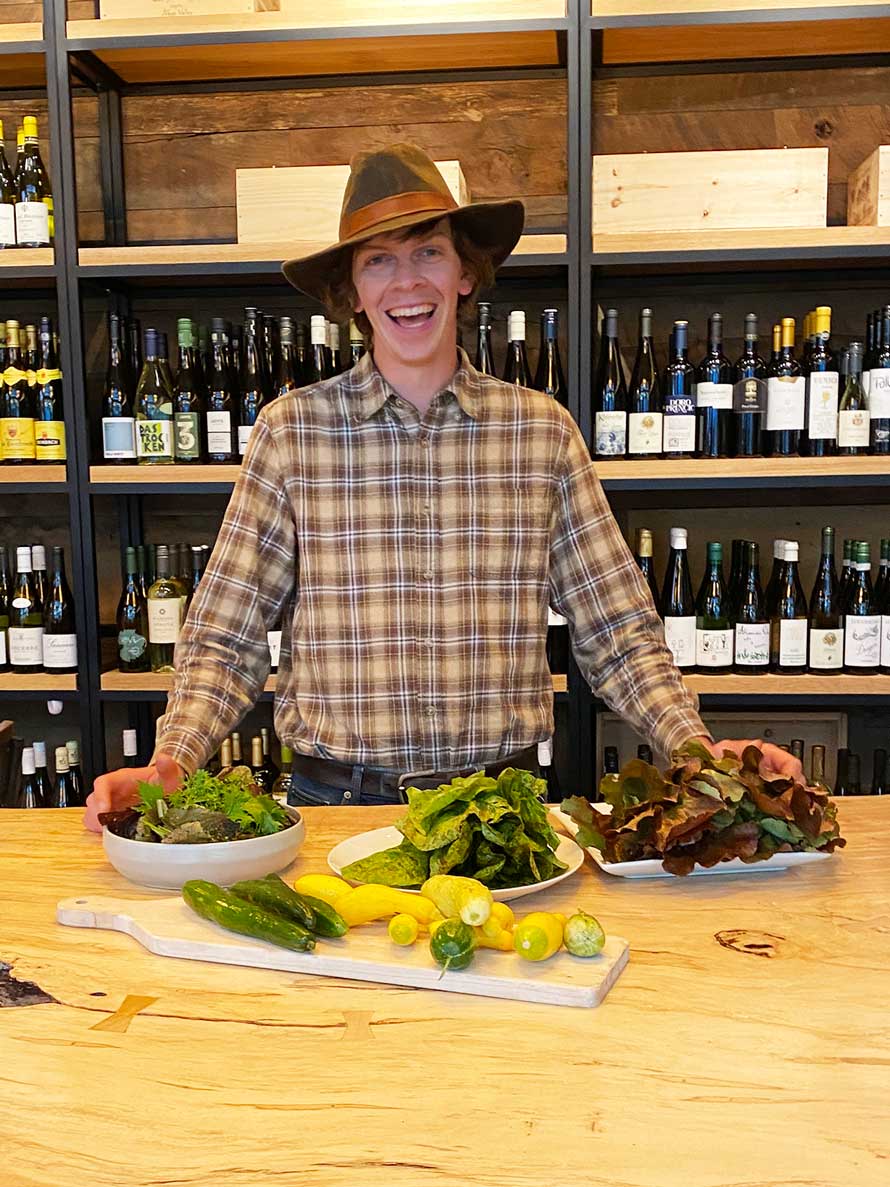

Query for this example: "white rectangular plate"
[551,808,832,880]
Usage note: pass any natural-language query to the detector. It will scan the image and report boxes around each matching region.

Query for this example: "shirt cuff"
[152,714,208,777]
[650,704,713,761]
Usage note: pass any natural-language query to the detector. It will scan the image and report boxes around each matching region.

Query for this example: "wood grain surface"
[98,670,570,694]
[2,801,888,1186]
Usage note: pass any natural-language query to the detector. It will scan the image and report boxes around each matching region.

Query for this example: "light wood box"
[593,148,828,234]
[847,146,890,227]
[99,0,279,18]
[236,160,469,246]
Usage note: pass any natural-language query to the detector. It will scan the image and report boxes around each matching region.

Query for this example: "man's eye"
[421,246,442,258]
[365,255,388,267]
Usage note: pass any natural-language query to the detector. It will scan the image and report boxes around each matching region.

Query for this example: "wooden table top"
[2,801,888,1187]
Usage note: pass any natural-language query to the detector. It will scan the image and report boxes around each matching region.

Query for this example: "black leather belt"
[290,745,540,803]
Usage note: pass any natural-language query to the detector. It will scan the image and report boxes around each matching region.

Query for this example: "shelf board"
[90,463,240,493]
[591,1,890,27]
[0,247,55,280]
[0,25,45,89]
[595,456,890,492]
[0,464,67,490]
[684,674,890,701]
[0,672,77,696]
[100,670,568,697]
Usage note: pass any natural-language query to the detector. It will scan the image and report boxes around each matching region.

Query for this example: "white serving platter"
[327,825,584,902]
[550,807,833,880]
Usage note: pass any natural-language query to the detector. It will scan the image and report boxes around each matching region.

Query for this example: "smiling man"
[85,144,799,826]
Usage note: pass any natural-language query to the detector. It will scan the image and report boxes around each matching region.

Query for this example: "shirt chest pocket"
[459,479,552,580]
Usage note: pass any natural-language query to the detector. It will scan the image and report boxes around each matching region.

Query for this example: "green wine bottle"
[135,328,174,465]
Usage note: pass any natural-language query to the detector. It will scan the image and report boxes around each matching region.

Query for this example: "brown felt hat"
[282,144,525,301]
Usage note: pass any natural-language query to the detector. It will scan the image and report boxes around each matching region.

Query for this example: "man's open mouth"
[386,304,436,328]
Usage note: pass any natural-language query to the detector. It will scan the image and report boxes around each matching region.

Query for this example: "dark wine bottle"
[770,539,808,673]
[869,306,890,454]
[534,309,568,407]
[593,308,627,457]
[276,316,300,397]
[347,320,365,369]
[695,313,733,458]
[880,538,890,673]
[42,546,77,675]
[837,341,869,456]
[309,315,330,383]
[127,318,143,392]
[695,540,732,670]
[660,526,696,670]
[637,744,653,764]
[116,545,150,673]
[206,318,236,464]
[101,312,136,464]
[0,319,36,464]
[66,739,85,806]
[871,748,887,796]
[173,318,205,463]
[767,317,805,457]
[537,738,562,803]
[844,540,880,673]
[50,745,75,807]
[503,310,532,387]
[662,320,696,458]
[0,545,8,673]
[262,313,279,386]
[634,527,660,607]
[732,315,768,459]
[546,607,569,675]
[733,541,770,674]
[805,305,839,457]
[238,307,269,457]
[808,526,843,673]
[34,317,65,464]
[833,748,851,796]
[839,537,854,612]
[32,739,51,805]
[0,118,15,248]
[16,747,43,808]
[474,302,495,376]
[627,307,662,458]
[810,744,829,792]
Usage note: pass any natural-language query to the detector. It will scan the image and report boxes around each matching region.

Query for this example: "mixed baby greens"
[131,765,290,844]
[562,741,845,875]
[341,766,566,889]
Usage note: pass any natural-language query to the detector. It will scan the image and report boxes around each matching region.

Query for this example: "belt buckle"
[395,767,442,803]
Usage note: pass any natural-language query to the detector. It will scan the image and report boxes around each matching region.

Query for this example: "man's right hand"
[84,752,185,834]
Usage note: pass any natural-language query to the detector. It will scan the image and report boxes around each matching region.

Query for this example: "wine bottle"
[16,747,42,809]
[147,544,182,673]
[695,541,732,670]
[842,751,862,796]
[276,317,299,397]
[294,322,310,381]
[662,320,696,458]
[42,546,77,674]
[880,540,890,673]
[173,319,204,463]
[188,544,206,603]
[32,316,65,464]
[116,545,149,673]
[238,307,269,457]
[0,546,8,672]
[14,115,52,247]
[126,318,143,395]
[767,317,806,457]
[627,307,662,458]
[135,328,174,465]
[660,526,696,671]
[725,538,746,620]
[537,738,562,803]
[250,734,275,792]
[33,739,51,805]
[876,537,889,606]
[1,319,36,464]
[534,309,568,406]
[810,744,829,793]
[637,744,654,764]
[260,726,280,785]
[272,745,293,806]
[30,543,47,608]
[835,341,869,456]
[262,313,279,385]
[871,747,887,796]
[122,728,139,768]
[65,739,84,805]
[0,118,15,248]
[304,315,326,383]
[695,313,733,458]
[869,306,890,455]
[503,310,532,387]
[101,312,136,463]
[347,320,365,368]
[805,305,839,457]
[770,540,808,673]
[218,737,234,770]
[839,537,854,611]
[546,607,569,675]
[789,739,805,767]
[634,527,660,607]
[844,540,880,673]
[8,546,43,672]
[206,318,237,463]
[733,541,770,674]
[231,731,243,764]
[50,745,76,807]
[593,308,627,457]
[808,526,843,673]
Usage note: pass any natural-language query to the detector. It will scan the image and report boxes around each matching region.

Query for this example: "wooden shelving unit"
[0,673,77,693]
[99,671,569,696]
[684,674,890,698]
[90,463,240,490]
[0,465,67,485]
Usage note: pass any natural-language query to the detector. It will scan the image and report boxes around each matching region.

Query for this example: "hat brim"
[281,199,525,302]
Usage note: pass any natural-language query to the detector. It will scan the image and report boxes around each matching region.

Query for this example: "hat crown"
[339,144,453,239]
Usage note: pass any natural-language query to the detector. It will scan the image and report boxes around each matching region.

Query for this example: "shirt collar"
[343,347,483,423]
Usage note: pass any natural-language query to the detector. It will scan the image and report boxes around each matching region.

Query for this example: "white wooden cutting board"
[57,895,629,1009]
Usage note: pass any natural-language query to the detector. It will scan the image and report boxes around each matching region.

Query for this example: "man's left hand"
[690,735,805,782]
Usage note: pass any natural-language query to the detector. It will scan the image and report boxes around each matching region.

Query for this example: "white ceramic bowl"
[102,808,305,890]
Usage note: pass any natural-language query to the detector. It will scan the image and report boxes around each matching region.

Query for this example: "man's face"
[351,222,473,369]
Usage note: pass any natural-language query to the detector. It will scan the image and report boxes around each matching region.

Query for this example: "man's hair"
[318,216,495,340]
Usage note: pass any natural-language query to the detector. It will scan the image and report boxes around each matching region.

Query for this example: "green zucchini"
[228,874,317,931]
[182,879,315,952]
[292,892,349,938]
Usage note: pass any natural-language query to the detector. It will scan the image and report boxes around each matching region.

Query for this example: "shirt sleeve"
[154,411,297,774]
[549,415,710,759]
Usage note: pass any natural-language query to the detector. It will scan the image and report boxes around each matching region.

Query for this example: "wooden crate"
[99,0,279,17]
[847,146,890,227]
[593,148,828,234]
[236,160,469,246]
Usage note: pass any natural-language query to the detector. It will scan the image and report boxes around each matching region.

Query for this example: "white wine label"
[628,411,663,454]
[11,597,32,610]
[778,618,808,666]
[118,628,148,664]
[174,412,201,460]
[0,629,6,665]
[844,614,881,667]
[663,615,696,668]
[838,408,870,448]
[43,633,78,669]
[809,626,843,670]
[696,628,733,667]
[662,405,696,452]
[766,376,806,431]
[102,417,137,460]
[267,629,282,668]
[547,608,568,627]
[0,203,15,246]
[594,410,626,456]
[694,382,733,410]
[881,615,890,668]
[147,597,182,644]
[733,376,767,414]
[7,626,44,666]
[868,369,890,419]
[238,424,253,456]
[136,419,173,460]
[734,622,770,666]
[14,200,50,245]
[206,410,233,454]
[806,372,839,439]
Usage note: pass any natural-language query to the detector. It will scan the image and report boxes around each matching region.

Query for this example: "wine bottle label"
[694,382,733,410]
[809,626,843,670]
[778,618,808,666]
[136,419,173,460]
[696,628,733,668]
[267,629,282,668]
[663,615,696,668]
[0,416,36,460]
[206,410,233,454]
[0,203,15,246]
[881,615,890,668]
[806,372,839,439]
[174,412,201,460]
[868,369,890,419]
[838,408,870,448]
[35,368,62,385]
[734,623,770,666]
[14,200,50,245]
[148,597,182,644]
[102,416,137,460]
[118,628,148,663]
[628,411,663,454]
[547,608,568,627]
[733,376,767,413]
[0,629,5,665]
[766,376,806,431]
[43,633,78,669]
[238,424,253,456]
[594,411,626,456]
[844,615,881,667]
[7,625,44,666]
[662,403,696,453]
[34,421,66,461]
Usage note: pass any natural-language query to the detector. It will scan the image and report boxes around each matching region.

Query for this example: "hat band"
[341,190,458,239]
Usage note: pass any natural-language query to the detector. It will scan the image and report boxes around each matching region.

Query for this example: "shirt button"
[422,569,434,581]
[420,434,430,447]
[423,502,432,515]
[422,638,434,649]
[425,705,437,717]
